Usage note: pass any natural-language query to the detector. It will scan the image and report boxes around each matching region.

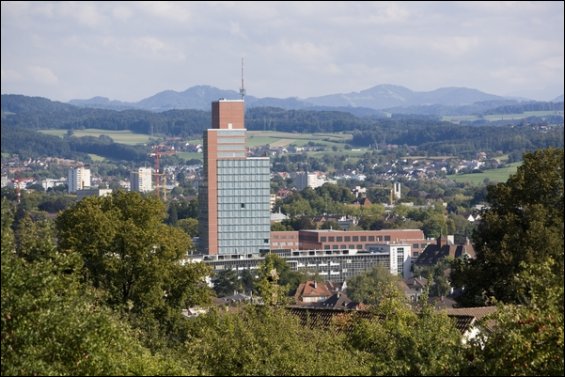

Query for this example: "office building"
[68,167,91,193]
[193,244,412,283]
[199,99,270,255]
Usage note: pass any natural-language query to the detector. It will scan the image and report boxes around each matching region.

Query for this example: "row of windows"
[218,167,270,175]
[216,129,245,136]
[218,159,269,168]
[320,235,392,242]
[218,203,270,211]
[218,239,270,247]
[218,189,270,197]
[217,144,245,151]
[217,170,269,178]
[217,137,245,144]
[218,217,270,225]
[218,196,270,204]
[323,244,364,250]
[217,180,270,189]
[217,152,246,158]
[218,225,270,233]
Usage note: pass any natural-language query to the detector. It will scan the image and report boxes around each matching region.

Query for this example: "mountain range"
[69,84,563,115]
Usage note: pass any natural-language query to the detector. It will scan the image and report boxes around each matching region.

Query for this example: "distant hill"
[552,94,564,102]
[67,83,527,115]
[306,85,505,110]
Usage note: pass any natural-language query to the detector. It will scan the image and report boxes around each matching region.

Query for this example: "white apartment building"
[130,167,153,193]
[68,167,91,193]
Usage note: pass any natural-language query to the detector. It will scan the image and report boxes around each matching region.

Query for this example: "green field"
[39,129,155,145]
[87,153,106,162]
[246,131,351,148]
[447,162,521,185]
[443,110,564,123]
[176,151,203,161]
[186,131,353,150]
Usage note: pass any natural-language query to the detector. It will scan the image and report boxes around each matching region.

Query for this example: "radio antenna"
[239,57,246,99]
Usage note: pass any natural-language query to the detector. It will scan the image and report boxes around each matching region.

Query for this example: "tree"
[347,266,400,305]
[349,287,463,376]
[212,269,242,297]
[176,217,199,237]
[255,254,290,305]
[1,224,188,375]
[464,259,564,376]
[452,148,564,306]
[184,306,366,376]
[55,191,212,343]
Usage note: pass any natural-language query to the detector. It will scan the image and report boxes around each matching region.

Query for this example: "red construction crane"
[149,145,175,200]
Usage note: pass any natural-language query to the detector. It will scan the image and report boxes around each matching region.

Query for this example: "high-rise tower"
[68,167,91,193]
[198,99,270,255]
[130,167,153,193]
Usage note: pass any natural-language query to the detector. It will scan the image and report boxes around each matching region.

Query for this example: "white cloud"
[1,68,23,82]
[135,1,191,23]
[28,66,59,85]
[1,1,562,101]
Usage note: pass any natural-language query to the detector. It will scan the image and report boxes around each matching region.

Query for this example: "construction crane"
[149,144,175,201]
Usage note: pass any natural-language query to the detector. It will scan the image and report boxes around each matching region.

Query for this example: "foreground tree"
[1,221,187,375]
[452,148,564,306]
[184,306,367,376]
[349,285,463,376]
[464,259,564,376]
[55,191,211,346]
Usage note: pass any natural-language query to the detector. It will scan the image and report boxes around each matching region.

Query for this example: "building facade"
[130,167,153,193]
[291,172,327,191]
[297,229,427,256]
[194,244,411,283]
[199,99,270,256]
[68,167,91,193]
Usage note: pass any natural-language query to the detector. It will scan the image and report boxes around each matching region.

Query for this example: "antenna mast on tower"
[239,57,246,99]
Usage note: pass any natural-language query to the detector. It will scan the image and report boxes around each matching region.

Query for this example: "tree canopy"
[55,191,212,348]
[452,147,564,306]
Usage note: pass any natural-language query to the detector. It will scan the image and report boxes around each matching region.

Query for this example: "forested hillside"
[2,95,563,162]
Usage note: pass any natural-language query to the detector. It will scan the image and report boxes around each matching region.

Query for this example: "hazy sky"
[1,1,563,102]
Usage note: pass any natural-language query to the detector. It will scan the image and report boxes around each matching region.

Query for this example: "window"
[241,203,245,208]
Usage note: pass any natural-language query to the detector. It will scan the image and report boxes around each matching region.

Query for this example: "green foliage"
[464,259,564,376]
[1,235,188,375]
[271,221,292,231]
[256,254,290,305]
[176,217,199,237]
[55,191,212,347]
[454,148,564,306]
[350,289,463,376]
[347,266,401,305]
[212,269,242,297]
[184,306,367,376]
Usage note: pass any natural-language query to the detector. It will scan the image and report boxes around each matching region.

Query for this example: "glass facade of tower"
[216,158,271,255]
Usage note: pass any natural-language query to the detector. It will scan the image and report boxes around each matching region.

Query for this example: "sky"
[1,1,563,103]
